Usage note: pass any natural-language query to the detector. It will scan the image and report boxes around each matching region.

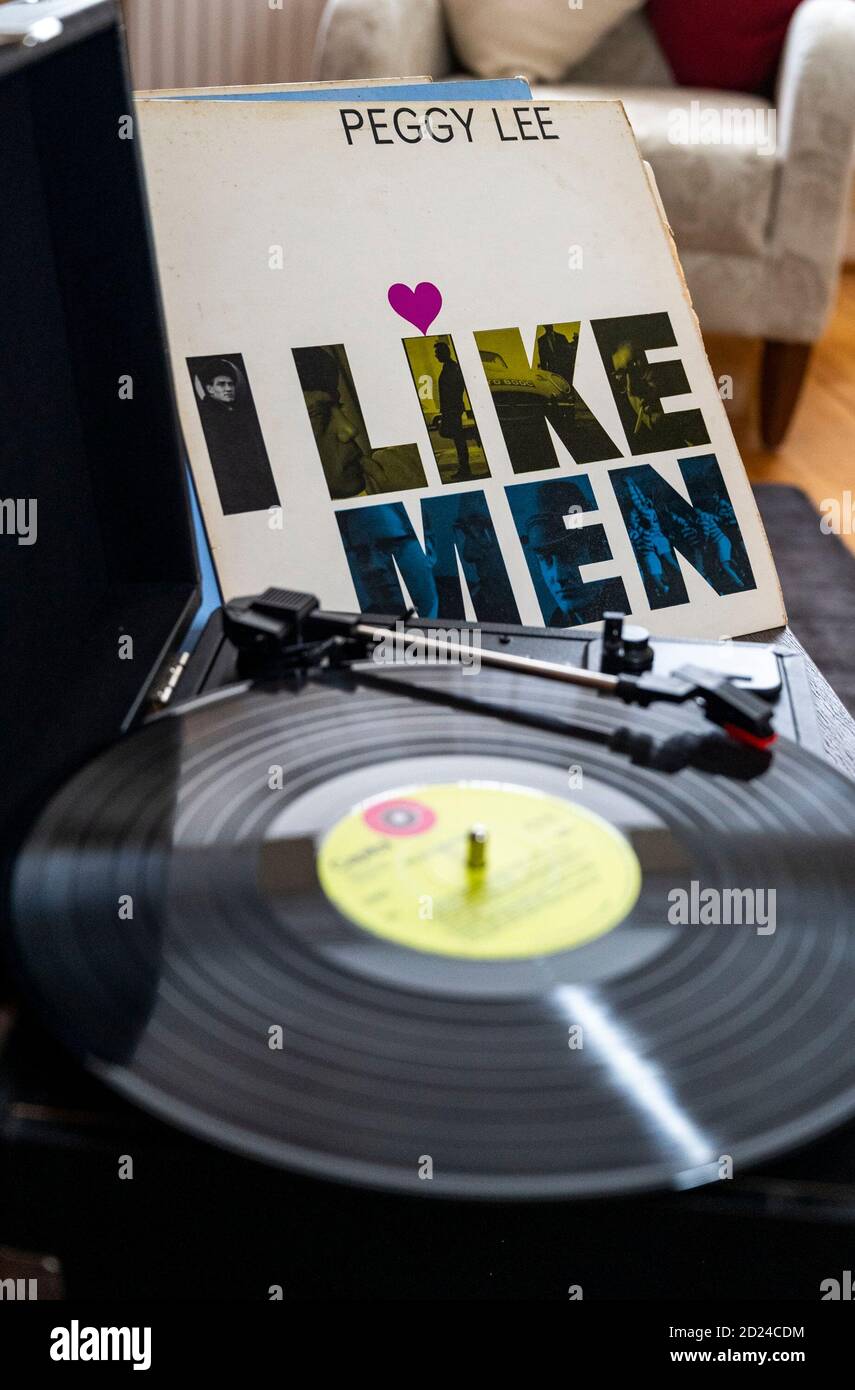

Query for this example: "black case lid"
[0,1,199,859]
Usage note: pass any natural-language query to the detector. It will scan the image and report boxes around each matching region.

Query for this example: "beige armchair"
[314,0,855,446]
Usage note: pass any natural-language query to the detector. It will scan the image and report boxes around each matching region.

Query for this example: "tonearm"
[221,589,777,757]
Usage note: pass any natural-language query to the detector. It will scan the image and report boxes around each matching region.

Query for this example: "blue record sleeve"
[158,79,532,103]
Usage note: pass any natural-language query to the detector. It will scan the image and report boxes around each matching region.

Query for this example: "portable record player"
[3,0,855,1302]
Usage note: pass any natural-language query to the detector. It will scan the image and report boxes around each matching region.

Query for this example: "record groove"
[12,667,855,1197]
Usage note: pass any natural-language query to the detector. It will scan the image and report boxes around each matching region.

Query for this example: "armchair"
[313,0,855,446]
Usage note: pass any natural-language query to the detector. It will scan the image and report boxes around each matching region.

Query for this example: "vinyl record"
[11,666,855,1197]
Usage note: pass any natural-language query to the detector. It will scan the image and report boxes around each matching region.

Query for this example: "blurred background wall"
[121,0,326,90]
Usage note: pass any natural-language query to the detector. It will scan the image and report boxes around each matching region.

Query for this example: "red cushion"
[647,0,802,95]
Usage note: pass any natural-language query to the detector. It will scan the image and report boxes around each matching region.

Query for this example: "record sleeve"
[137,97,785,640]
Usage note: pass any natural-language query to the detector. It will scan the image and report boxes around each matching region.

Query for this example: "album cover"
[138,97,786,638]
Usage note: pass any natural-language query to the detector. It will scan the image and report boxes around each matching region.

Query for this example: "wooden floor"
[706,268,855,555]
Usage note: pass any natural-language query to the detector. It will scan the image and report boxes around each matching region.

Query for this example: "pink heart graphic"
[387,281,442,336]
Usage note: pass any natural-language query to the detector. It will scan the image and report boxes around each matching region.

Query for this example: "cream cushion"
[443,0,646,82]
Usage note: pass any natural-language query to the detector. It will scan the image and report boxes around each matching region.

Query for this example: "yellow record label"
[316,782,641,960]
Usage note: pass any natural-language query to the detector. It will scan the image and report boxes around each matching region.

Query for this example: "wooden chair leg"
[760,340,812,448]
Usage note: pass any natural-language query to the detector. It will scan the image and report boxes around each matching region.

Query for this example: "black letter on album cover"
[402,333,490,484]
[293,344,426,500]
[506,475,629,627]
[336,493,519,623]
[610,455,757,609]
[475,324,622,472]
[188,354,280,515]
[592,312,711,456]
